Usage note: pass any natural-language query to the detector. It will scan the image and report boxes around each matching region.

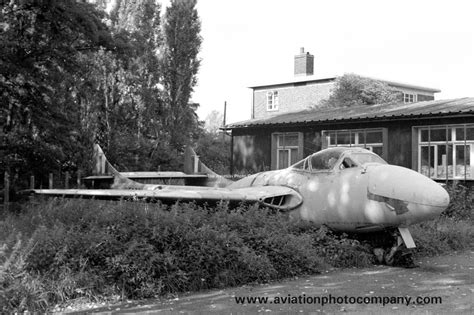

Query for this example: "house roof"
[227,97,474,129]
[248,74,337,89]
[248,74,441,93]
[367,78,441,93]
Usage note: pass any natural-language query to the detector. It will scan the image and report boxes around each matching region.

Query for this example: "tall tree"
[161,0,202,151]
[0,0,112,182]
[0,0,206,191]
[320,74,403,108]
[78,0,170,171]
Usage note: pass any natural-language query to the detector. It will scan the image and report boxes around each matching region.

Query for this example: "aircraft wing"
[26,185,303,211]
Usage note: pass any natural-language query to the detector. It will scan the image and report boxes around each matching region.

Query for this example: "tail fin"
[93,144,232,188]
[93,144,147,189]
[93,144,119,175]
[184,146,232,187]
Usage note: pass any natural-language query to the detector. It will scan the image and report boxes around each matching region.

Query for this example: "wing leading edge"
[27,185,303,211]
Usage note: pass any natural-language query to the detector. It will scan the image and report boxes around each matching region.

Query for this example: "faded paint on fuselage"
[229,148,449,233]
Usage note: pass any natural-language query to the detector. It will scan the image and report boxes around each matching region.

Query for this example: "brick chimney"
[294,47,314,76]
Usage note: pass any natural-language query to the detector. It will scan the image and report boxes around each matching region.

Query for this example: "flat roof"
[227,97,474,129]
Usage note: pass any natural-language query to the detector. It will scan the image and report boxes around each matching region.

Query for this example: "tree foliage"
[196,110,229,174]
[0,0,204,192]
[204,110,224,134]
[1,0,112,182]
[195,131,230,174]
[161,0,202,151]
[320,73,403,108]
[92,0,169,171]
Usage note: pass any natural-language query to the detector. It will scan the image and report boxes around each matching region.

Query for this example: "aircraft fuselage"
[229,148,449,233]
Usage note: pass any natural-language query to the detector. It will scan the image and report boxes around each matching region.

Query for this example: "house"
[226,50,474,183]
[250,48,440,120]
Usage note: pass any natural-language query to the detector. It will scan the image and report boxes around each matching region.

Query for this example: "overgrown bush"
[412,218,473,257]
[412,183,474,257]
[0,199,373,312]
[443,183,474,220]
[0,235,49,311]
[3,185,472,313]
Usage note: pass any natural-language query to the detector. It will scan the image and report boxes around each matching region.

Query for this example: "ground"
[69,250,473,314]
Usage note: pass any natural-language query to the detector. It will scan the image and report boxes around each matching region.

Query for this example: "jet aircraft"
[27,145,450,264]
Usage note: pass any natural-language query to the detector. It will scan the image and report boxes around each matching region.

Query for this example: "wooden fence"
[2,171,83,212]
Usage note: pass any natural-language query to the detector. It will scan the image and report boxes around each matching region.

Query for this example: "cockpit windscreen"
[291,148,345,171]
[291,147,386,171]
[310,150,343,170]
[350,152,387,165]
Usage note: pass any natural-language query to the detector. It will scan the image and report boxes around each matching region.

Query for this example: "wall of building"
[252,81,334,119]
[389,85,435,102]
[252,83,436,120]
[231,116,474,176]
[232,130,272,174]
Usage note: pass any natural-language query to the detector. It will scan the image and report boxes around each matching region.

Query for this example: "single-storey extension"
[226,97,474,183]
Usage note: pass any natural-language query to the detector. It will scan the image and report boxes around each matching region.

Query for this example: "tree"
[0,0,112,183]
[161,0,202,151]
[320,74,403,108]
[94,0,168,170]
[0,0,206,193]
[204,110,224,134]
[195,131,231,175]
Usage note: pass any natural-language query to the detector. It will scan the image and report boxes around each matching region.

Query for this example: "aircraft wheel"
[384,247,397,266]
[373,232,417,267]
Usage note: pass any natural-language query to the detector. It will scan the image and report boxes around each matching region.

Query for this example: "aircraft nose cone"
[422,179,450,210]
[368,165,450,218]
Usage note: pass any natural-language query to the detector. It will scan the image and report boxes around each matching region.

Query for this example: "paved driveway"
[85,251,473,314]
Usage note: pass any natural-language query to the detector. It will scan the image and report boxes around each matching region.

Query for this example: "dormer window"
[266,91,279,111]
[404,93,417,103]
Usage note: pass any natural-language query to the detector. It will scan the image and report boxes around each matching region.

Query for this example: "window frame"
[271,132,303,170]
[266,90,279,111]
[321,128,387,160]
[403,93,417,103]
[414,124,474,181]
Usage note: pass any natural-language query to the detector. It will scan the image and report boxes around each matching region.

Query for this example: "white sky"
[189,0,474,124]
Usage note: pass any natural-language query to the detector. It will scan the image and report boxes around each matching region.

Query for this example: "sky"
[189,0,474,124]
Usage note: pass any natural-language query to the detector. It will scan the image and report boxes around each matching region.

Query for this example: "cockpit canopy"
[291,147,387,172]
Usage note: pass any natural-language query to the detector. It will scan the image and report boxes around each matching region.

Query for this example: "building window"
[272,132,302,169]
[404,93,416,103]
[416,125,474,180]
[266,91,279,111]
[322,128,386,158]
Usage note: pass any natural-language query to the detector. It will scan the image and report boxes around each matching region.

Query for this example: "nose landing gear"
[373,230,417,268]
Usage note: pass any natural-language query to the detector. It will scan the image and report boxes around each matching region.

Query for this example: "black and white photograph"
[1,0,473,313]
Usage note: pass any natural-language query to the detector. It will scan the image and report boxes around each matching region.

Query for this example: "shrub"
[443,183,474,220]
[3,195,470,312]
[0,199,377,312]
[412,217,474,257]
[411,183,474,257]
[0,235,49,312]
